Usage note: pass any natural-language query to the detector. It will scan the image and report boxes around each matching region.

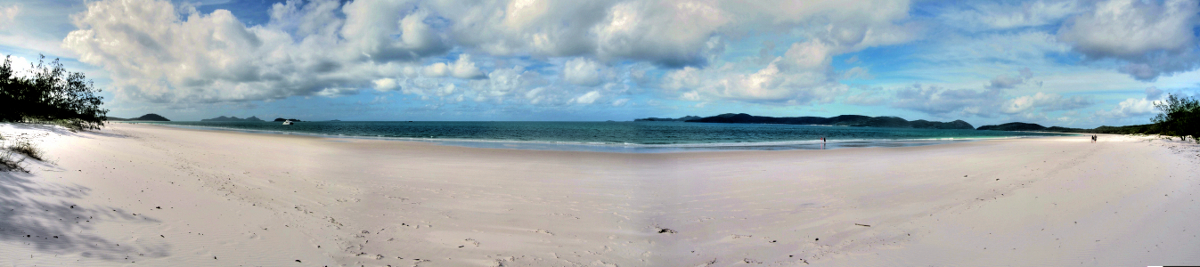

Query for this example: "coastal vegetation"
[980,93,1198,142]
[0,55,108,131]
[0,134,41,172]
[1151,93,1200,142]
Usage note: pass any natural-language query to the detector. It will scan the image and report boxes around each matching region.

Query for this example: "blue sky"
[1,0,1198,127]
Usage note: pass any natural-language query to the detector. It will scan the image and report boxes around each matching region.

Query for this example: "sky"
[1,0,1198,127]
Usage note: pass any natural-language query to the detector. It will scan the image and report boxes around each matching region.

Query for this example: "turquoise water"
[134,121,1070,152]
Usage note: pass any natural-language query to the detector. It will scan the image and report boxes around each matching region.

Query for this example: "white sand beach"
[2,123,1199,266]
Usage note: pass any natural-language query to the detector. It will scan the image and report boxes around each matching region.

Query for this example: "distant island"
[109,113,170,121]
[654,113,975,129]
[634,116,701,122]
[273,118,302,122]
[634,113,1159,134]
[201,116,264,122]
[978,122,1154,134]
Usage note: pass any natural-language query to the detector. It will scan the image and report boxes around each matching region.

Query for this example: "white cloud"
[986,68,1033,90]
[448,54,485,79]
[426,0,915,68]
[0,5,18,29]
[1,55,33,78]
[572,90,601,105]
[316,87,359,97]
[372,78,398,91]
[840,66,871,80]
[661,66,701,91]
[611,98,629,106]
[60,0,460,104]
[1001,92,1092,114]
[422,54,486,79]
[46,0,938,115]
[659,39,852,104]
[890,84,1003,117]
[1057,0,1200,81]
[340,2,449,62]
[591,1,729,66]
[1098,98,1159,118]
[938,0,1079,31]
[562,57,606,86]
[423,62,449,77]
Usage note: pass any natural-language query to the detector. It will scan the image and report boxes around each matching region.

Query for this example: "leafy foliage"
[1,55,108,130]
[1152,93,1200,142]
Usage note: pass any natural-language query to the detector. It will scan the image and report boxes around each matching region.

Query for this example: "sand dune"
[1,123,1198,266]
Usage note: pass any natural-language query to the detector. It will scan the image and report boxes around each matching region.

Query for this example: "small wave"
[130,121,1052,152]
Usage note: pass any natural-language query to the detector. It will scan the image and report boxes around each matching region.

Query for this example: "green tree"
[0,55,108,130]
[1152,93,1200,142]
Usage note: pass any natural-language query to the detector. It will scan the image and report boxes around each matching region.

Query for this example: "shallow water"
[134,121,1071,152]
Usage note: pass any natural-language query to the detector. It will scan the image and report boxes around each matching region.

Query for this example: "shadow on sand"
[0,162,168,262]
[2,123,128,140]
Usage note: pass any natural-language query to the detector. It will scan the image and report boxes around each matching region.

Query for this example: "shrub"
[1152,93,1200,143]
[7,137,42,161]
[0,149,26,172]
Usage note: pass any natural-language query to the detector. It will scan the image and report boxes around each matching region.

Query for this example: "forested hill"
[676,113,975,129]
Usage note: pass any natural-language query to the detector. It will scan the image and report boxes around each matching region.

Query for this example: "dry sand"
[1,122,1199,266]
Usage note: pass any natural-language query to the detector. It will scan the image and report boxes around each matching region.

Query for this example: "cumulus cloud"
[890,84,1003,117]
[658,38,882,104]
[50,0,934,111]
[426,0,915,68]
[61,0,455,104]
[340,2,449,62]
[562,57,607,86]
[1098,98,1159,118]
[1057,0,1200,81]
[985,68,1035,90]
[643,0,918,104]
[572,90,602,105]
[424,54,486,79]
[1001,92,1092,114]
[372,78,398,91]
[879,82,1091,119]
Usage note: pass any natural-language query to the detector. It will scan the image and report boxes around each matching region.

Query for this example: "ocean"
[133,121,1071,152]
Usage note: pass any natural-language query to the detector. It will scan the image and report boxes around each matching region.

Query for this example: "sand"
[1,122,1199,266]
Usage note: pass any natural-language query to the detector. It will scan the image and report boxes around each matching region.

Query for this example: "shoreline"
[2,122,1198,266]
[118,121,1071,153]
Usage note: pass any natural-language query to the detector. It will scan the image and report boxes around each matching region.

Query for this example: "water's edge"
[124,122,1069,153]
